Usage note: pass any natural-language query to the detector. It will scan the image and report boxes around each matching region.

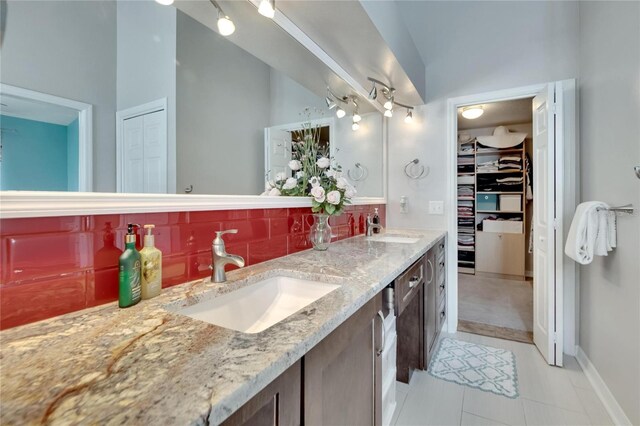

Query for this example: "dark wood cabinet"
[304,293,383,426]
[424,248,437,367]
[221,360,301,426]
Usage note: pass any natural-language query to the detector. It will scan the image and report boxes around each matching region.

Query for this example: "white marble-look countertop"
[0,229,446,425]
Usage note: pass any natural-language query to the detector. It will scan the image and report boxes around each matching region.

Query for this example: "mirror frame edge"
[0,192,386,219]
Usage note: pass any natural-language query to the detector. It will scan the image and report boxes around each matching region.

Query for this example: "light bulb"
[461,106,484,119]
[384,109,393,118]
[352,122,360,131]
[404,110,413,124]
[336,107,346,118]
[217,15,235,36]
[258,0,275,18]
[368,84,377,100]
[353,113,362,123]
[384,99,393,110]
[155,0,174,5]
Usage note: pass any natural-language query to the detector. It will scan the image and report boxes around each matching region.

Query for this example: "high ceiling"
[458,97,533,130]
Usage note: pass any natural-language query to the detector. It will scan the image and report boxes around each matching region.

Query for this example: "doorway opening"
[456,97,534,344]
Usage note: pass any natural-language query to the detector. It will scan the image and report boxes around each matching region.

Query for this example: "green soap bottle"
[119,223,142,308]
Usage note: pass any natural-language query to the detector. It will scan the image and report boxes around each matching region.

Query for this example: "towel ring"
[404,159,428,180]
[347,163,368,181]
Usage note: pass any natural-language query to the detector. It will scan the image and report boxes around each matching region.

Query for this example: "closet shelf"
[476,191,524,194]
[457,172,475,176]
[476,170,523,174]
[477,210,523,214]
[475,148,524,155]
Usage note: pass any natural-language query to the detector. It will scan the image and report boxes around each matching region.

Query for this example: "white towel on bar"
[565,201,617,265]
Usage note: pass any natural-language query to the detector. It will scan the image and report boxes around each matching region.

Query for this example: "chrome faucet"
[366,214,383,236]
[211,229,245,283]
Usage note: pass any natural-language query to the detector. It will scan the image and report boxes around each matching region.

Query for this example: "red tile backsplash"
[0,204,385,330]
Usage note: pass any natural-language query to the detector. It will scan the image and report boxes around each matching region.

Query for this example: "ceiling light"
[368,84,377,100]
[384,109,393,118]
[155,0,174,5]
[326,96,337,110]
[404,109,413,124]
[352,122,360,131]
[336,107,346,118]
[461,106,484,119]
[353,112,362,123]
[217,14,235,36]
[384,97,394,110]
[258,0,275,18]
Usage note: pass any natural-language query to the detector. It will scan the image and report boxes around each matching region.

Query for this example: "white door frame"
[0,83,93,191]
[445,81,578,359]
[116,98,168,193]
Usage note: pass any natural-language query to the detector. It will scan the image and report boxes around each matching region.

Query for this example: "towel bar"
[597,204,634,215]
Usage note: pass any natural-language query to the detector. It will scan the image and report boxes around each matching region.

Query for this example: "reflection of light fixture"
[326,89,337,110]
[404,109,413,124]
[461,106,484,119]
[210,0,235,36]
[384,109,393,118]
[258,0,275,18]
[352,122,360,131]
[155,0,174,5]
[353,112,362,123]
[336,107,346,118]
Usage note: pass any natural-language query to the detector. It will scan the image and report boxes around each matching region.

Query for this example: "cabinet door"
[424,249,437,366]
[397,284,424,383]
[222,360,301,426]
[304,294,382,426]
[476,231,525,276]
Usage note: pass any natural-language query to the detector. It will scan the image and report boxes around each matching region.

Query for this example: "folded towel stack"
[565,202,617,265]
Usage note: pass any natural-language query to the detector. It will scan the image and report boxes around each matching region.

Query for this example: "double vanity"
[0,230,446,425]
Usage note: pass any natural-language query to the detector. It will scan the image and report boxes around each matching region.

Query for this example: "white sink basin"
[367,235,420,244]
[173,276,339,333]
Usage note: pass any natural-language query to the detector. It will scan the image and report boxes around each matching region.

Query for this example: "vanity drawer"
[436,297,446,332]
[395,258,424,316]
[436,256,446,305]
[435,237,446,259]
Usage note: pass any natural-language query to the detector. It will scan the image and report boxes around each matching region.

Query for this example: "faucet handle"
[215,229,238,238]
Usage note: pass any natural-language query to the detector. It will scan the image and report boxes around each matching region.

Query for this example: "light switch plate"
[429,201,444,215]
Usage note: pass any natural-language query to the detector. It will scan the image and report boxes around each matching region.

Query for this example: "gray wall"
[1,0,117,192]
[578,2,640,423]
[176,11,271,195]
[117,0,177,193]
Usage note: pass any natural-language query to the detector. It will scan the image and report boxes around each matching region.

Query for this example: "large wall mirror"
[0,0,385,209]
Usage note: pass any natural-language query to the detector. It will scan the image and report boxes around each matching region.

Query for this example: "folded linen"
[565,202,617,265]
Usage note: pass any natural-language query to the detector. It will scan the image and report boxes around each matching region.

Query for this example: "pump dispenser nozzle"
[143,224,155,247]
[125,223,140,244]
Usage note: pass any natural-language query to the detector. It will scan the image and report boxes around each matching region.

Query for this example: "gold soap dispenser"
[140,224,162,300]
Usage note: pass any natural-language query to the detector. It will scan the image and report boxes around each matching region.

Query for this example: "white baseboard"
[575,346,632,426]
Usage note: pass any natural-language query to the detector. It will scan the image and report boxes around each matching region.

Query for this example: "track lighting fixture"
[258,0,275,18]
[352,122,360,131]
[210,0,235,36]
[383,97,394,110]
[368,83,377,100]
[404,109,413,124]
[336,107,346,119]
[384,109,393,118]
[353,112,362,123]
[351,99,362,123]
[155,0,174,5]
[326,90,337,110]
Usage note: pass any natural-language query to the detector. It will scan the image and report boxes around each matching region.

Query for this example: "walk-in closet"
[456,98,534,343]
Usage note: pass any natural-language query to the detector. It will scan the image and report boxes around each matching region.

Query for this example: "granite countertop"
[0,229,446,425]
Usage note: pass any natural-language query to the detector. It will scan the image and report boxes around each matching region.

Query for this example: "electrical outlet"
[428,201,444,215]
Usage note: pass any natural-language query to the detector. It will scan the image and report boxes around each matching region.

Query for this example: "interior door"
[265,128,292,182]
[122,115,144,193]
[142,110,167,193]
[532,85,558,365]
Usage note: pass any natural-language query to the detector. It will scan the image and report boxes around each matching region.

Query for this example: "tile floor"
[458,273,533,332]
[390,332,614,426]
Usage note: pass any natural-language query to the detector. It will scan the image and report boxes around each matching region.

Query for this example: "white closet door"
[532,85,558,365]
[142,110,167,193]
[265,128,292,182]
[122,115,144,193]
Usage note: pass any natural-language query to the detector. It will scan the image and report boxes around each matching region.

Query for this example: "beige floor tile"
[562,355,593,390]
[391,387,409,426]
[395,370,464,426]
[463,387,526,425]
[461,412,509,426]
[522,399,591,426]
[574,386,614,426]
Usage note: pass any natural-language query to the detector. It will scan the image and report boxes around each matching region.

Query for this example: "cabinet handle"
[440,310,446,319]
[409,276,419,288]
[440,283,445,291]
[376,311,385,356]
[427,259,434,284]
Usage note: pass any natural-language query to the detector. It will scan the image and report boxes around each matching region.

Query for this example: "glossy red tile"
[189,210,248,223]
[287,234,312,254]
[0,273,86,330]
[269,217,291,238]
[86,268,119,307]
[0,216,83,235]
[247,208,289,219]
[248,236,288,265]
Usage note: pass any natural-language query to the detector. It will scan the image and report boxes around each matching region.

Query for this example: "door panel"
[265,128,292,182]
[123,115,144,193]
[532,85,556,365]
[142,110,168,193]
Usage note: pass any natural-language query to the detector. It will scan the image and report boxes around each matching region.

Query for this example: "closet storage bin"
[483,219,523,234]
[476,231,525,276]
[477,194,498,210]
[499,194,521,212]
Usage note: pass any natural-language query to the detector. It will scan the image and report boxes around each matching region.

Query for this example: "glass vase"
[309,213,332,251]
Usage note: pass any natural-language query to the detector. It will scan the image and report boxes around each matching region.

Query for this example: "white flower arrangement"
[262,108,356,216]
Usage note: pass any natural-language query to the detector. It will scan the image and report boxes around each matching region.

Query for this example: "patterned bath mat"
[428,337,519,398]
